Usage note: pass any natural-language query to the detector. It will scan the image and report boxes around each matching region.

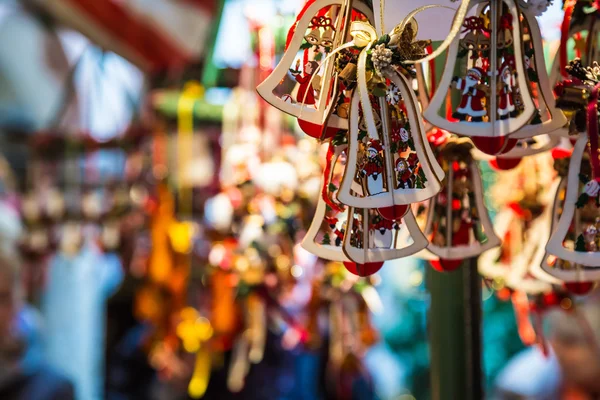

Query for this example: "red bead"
[564,281,596,295]
[343,261,384,277]
[377,205,409,221]
[490,157,521,170]
[298,119,339,139]
[430,258,462,272]
[471,136,517,156]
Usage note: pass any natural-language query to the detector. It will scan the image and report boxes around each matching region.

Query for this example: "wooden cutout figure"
[256,0,374,138]
[423,0,536,155]
[338,69,443,209]
[423,138,500,262]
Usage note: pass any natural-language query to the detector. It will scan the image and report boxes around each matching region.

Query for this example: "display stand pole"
[427,258,483,400]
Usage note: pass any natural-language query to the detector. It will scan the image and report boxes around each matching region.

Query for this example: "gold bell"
[304,28,321,46]
[320,28,335,48]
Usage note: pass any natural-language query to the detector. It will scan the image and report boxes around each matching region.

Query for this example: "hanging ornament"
[256,0,374,138]
[527,179,566,287]
[541,177,597,292]
[480,153,555,285]
[342,206,427,267]
[508,6,567,139]
[484,135,561,170]
[338,70,443,208]
[421,138,500,264]
[423,0,536,155]
[547,60,600,268]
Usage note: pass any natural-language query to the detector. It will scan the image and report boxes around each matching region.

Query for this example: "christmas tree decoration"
[342,206,427,267]
[421,138,500,262]
[508,6,567,139]
[256,0,374,138]
[423,0,536,155]
[338,70,443,209]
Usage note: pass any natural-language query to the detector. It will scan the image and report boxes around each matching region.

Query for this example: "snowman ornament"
[370,215,396,249]
[361,140,385,195]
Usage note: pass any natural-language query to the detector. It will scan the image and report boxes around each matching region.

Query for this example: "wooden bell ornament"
[338,70,443,209]
[256,0,374,138]
[527,179,565,286]
[509,8,567,139]
[423,0,536,155]
[480,152,555,282]
[423,138,500,261]
[302,144,353,262]
[541,176,598,292]
[342,206,428,266]
[546,133,600,268]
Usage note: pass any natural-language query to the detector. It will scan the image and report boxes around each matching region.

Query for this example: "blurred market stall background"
[0,0,594,400]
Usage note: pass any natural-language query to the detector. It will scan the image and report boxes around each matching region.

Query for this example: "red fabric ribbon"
[321,141,345,213]
[285,0,318,51]
[499,14,513,30]
[560,0,577,78]
[461,16,490,36]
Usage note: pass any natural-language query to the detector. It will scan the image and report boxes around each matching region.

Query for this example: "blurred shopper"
[42,244,124,400]
[0,252,75,400]
[495,290,600,399]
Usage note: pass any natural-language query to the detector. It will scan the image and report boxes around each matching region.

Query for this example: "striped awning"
[33,0,219,73]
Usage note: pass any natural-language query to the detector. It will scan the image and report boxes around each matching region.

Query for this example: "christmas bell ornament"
[547,59,600,268]
[423,0,536,155]
[342,206,427,266]
[546,133,600,268]
[256,0,374,138]
[302,143,352,262]
[422,138,500,261]
[338,70,443,209]
[541,177,598,288]
[528,179,566,286]
[508,7,567,139]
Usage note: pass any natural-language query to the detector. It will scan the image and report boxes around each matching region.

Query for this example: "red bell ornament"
[423,0,536,154]
[256,0,374,139]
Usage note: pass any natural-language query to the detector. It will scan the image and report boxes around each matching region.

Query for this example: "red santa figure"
[291,60,319,105]
[325,215,346,246]
[497,58,517,119]
[451,67,487,122]
[361,140,385,195]
[371,215,395,248]
[395,158,413,189]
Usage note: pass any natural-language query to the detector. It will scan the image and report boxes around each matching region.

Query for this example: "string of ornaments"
[258,0,600,302]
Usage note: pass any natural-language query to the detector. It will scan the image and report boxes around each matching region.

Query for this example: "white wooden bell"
[338,69,443,209]
[547,133,600,268]
[256,0,374,137]
[423,0,536,155]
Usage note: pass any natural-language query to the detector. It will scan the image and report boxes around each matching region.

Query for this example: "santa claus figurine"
[497,58,518,120]
[451,67,487,122]
[395,158,413,189]
[291,60,319,105]
[361,140,385,195]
